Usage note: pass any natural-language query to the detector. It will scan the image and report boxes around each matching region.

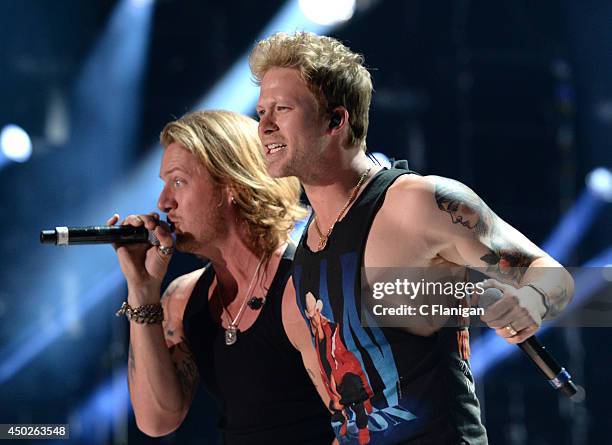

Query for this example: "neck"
[302,150,378,227]
[211,239,263,290]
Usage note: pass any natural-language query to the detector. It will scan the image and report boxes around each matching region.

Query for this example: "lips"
[264,142,287,155]
[166,216,177,232]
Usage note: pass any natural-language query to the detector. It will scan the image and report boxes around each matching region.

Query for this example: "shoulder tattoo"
[434,178,538,282]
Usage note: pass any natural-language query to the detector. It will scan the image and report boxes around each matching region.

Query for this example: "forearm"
[127,306,187,435]
[519,256,574,319]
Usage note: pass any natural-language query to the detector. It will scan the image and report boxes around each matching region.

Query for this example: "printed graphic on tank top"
[293,164,488,445]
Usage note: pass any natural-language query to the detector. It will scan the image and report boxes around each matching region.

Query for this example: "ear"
[223,185,238,207]
[328,107,349,134]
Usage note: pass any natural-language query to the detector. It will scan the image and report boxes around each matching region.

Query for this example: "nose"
[157,184,175,213]
[259,111,278,136]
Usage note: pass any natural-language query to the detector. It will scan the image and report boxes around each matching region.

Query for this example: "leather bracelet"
[115,301,164,324]
[525,283,550,318]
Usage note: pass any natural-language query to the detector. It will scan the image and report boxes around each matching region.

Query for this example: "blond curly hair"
[249,31,373,150]
[160,110,307,257]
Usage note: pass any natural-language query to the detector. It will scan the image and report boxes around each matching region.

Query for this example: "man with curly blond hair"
[109,110,335,444]
[250,32,573,444]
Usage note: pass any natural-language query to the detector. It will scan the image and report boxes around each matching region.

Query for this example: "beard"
[174,232,200,253]
[173,211,229,254]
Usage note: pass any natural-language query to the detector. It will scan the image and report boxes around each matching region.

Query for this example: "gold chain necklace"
[312,167,371,251]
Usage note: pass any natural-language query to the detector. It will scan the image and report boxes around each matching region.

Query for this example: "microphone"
[479,287,585,402]
[40,225,160,246]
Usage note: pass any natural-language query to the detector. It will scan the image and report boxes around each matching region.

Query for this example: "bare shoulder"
[367,174,491,267]
[379,174,491,225]
[372,174,436,231]
[162,267,208,346]
[383,174,481,206]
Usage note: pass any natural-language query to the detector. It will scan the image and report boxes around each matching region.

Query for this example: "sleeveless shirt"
[183,244,335,445]
[293,167,488,444]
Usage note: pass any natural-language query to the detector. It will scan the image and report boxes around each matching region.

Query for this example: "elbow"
[134,411,184,437]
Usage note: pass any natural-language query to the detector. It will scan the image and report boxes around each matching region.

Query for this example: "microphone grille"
[147,229,160,246]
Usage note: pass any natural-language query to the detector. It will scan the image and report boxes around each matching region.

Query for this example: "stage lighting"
[299,0,355,25]
[586,167,612,202]
[0,124,32,163]
[129,0,153,8]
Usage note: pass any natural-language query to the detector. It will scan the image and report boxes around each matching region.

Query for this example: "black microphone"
[40,225,160,246]
[479,287,585,402]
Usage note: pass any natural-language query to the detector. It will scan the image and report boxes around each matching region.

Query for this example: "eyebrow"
[159,167,188,179]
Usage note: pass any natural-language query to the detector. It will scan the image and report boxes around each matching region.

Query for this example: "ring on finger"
[504,324,518,337]
[158,245,174,256]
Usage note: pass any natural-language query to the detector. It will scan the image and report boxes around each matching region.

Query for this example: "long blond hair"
[160,110,307,256]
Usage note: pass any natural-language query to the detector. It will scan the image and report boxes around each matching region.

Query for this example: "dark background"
[0,0,610,444]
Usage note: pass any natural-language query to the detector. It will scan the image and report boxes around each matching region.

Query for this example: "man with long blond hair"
[250,32,574,444]
[109,110,334,444]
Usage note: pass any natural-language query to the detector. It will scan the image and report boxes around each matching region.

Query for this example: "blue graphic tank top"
[293,165,488,445]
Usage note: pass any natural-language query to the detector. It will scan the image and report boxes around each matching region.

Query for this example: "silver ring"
[158,245,174,256]
[504,324,518,337]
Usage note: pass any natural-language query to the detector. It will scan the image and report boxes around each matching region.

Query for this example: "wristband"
[525,283,550,318]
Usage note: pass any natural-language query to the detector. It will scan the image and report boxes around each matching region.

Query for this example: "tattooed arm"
[376,175,573,342]
[128,271,201,437]
[427,176,574,341]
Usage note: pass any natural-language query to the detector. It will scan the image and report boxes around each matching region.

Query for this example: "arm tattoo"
[162,277,184,338]
[479,241,534,283]
[434,179,537,283]
[169,336,199,399]
[161,279,181,303]
[435,181,492,236]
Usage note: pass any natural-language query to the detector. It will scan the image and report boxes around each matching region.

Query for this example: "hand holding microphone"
[479,286,584,401]
[108,213,175,305]
[477,278,547,344]
[41,214,175,304]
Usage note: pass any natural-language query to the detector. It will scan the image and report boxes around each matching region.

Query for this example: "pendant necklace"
[217,253,265,346]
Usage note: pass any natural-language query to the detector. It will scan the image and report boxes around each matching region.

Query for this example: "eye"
[276,105,289,111]
[173,178,185,188]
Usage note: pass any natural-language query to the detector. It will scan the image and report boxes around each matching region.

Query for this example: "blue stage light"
[542,167,612,263]
[586,167,612,202]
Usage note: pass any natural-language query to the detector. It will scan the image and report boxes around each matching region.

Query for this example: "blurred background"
[0,0,611,443]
